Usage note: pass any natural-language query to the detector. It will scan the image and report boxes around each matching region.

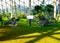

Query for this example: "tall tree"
[29,0,31,15]
[5,0,8,13]
[9,0,14,18]
[19,0,21,12]
[14,1,17,13]
[54,0,57,19]
[1,0,3,14]
[42,0,44,4]
[58,0,60,14]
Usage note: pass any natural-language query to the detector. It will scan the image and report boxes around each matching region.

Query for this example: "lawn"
[0,20,60,43]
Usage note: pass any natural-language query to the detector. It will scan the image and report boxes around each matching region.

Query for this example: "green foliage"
[57,14,60,22]
[32,10,37,15]
[33,5,45,14]
[32,4,54,20]
[2,9,5,15]
[34,5,42,13]
[19,14,26,19]
[45,4,54,15]
[2,16,8,21]
[0,14,2,16]
[14,11,20,15]
[5,12,11,17]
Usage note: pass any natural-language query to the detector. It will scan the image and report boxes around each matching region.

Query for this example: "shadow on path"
[0,25,60,43]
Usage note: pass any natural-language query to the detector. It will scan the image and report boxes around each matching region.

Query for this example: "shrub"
[19,14,26,19]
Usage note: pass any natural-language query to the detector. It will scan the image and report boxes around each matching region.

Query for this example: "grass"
[0,19,60,43]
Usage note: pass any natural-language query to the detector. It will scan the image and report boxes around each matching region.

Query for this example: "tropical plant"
[32,5,43,15]
[45,4,54,16]
[32,4,45,16]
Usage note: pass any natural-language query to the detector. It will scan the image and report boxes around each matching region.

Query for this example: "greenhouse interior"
[0,0,60,43]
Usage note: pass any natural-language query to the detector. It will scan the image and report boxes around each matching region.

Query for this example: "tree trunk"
[5,0,7,13]
[19,0,21,13]
[54,0,57,19]
[9,0,14,18]
[14,1,16,13]
[29,0,31,15]
[1,0,3,14]
[42,0,44,4]
[58,0,60,14]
